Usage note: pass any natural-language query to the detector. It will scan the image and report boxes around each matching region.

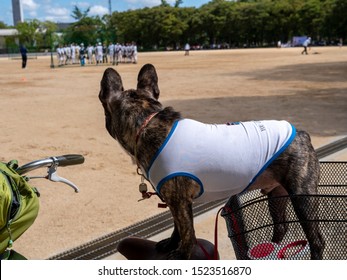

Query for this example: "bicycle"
[0,154,84,260]
[16,154,84,192]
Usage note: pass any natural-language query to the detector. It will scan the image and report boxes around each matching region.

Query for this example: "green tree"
[157,7,188,48]
[297,0,324,38]
[160,0,171,7]
[109,10,142,44]
[174,0,183,8]
[16,20,41,47]
[265,0,297,43]
[71,5,91,20]
[322,0,347,42]
[0,21,8,28]
[33,21,56,45]
[20,0,344,51]
[178,7,202,47]
[63,16,105,46]
[199,0,229,46]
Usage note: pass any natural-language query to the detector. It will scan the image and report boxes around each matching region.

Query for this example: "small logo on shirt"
[255,121,266,132]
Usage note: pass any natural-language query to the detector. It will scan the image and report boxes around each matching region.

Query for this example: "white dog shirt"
[146,119,296,203]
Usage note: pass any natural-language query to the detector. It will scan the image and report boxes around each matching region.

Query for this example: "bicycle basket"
[221,161,347,260]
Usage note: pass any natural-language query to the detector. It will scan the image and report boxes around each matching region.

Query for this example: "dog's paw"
[167,249,188,260]
[156,238,179,253]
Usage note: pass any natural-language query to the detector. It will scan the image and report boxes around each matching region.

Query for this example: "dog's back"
[149,119,295,203]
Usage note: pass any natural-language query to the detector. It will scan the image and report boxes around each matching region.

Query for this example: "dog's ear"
[99,68,124,104]
[137,64,160,100]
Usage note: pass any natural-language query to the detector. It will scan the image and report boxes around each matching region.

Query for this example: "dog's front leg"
[167,199,196,259]
[159,178,198,259]
[156,223,180,253]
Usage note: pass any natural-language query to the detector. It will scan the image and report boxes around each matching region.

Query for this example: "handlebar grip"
[53,154,85,167]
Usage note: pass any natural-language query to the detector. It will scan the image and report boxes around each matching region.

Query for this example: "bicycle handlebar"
[16,154,85,175]
[52,154,85,167]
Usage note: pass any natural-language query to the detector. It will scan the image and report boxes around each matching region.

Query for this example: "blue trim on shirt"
[147,119,180,178]
[241,123,297,193]
[155,172,204,198]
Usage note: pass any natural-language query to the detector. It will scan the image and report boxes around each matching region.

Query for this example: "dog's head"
[99,64,163,149]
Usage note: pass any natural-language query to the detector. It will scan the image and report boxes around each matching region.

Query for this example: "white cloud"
[126,0,159,5]
[71,1,91,9]
[46,7,70,17]
[35,5,69,22]
[125,0,176,10]
[22,0,40,11]
[21,0,40,18]
[89,5,109,16]
[44,14,71,22]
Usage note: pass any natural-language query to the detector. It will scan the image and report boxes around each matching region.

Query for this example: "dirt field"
[0,46,346,259]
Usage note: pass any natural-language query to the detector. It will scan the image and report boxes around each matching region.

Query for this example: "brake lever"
[46,164,80,193]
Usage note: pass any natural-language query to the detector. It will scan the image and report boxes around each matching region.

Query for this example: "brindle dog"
[99,64,325,259]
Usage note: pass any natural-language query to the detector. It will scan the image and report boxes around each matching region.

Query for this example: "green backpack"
[0,160,40,258]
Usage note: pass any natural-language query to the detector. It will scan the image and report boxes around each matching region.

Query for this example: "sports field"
[1,46,346,259]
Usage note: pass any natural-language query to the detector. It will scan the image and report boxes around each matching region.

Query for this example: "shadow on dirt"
[164,87,347,137]
[230,61,347,83]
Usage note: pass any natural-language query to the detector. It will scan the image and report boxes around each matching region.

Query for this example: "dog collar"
[135,112,160,146]
[134,111,160,175]
[134,111,167,207]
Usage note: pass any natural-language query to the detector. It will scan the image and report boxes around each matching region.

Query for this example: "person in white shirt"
[113,43,120,65]
[184,43,190,56]
[301,37,311,55]
[131,42,138,64]
[71,43,76,64]
[108,43,114,64]
[64,45,71,64]
[57,45,64,66]
[87,44,94,64]
[96,42,103,64]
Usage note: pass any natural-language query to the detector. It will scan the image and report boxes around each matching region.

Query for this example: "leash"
[195,207,225,260]
[212,206,224,260]
[136,166,167,207]
[134,111,167,207]
[222,204,246,259]
[197,241,213,260]
[196,206,224,260]
[137,170,167,208]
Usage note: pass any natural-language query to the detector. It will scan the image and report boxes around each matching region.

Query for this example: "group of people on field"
[56,42,138,66]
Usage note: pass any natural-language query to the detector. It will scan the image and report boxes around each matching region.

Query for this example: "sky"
[0,0,212,26]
